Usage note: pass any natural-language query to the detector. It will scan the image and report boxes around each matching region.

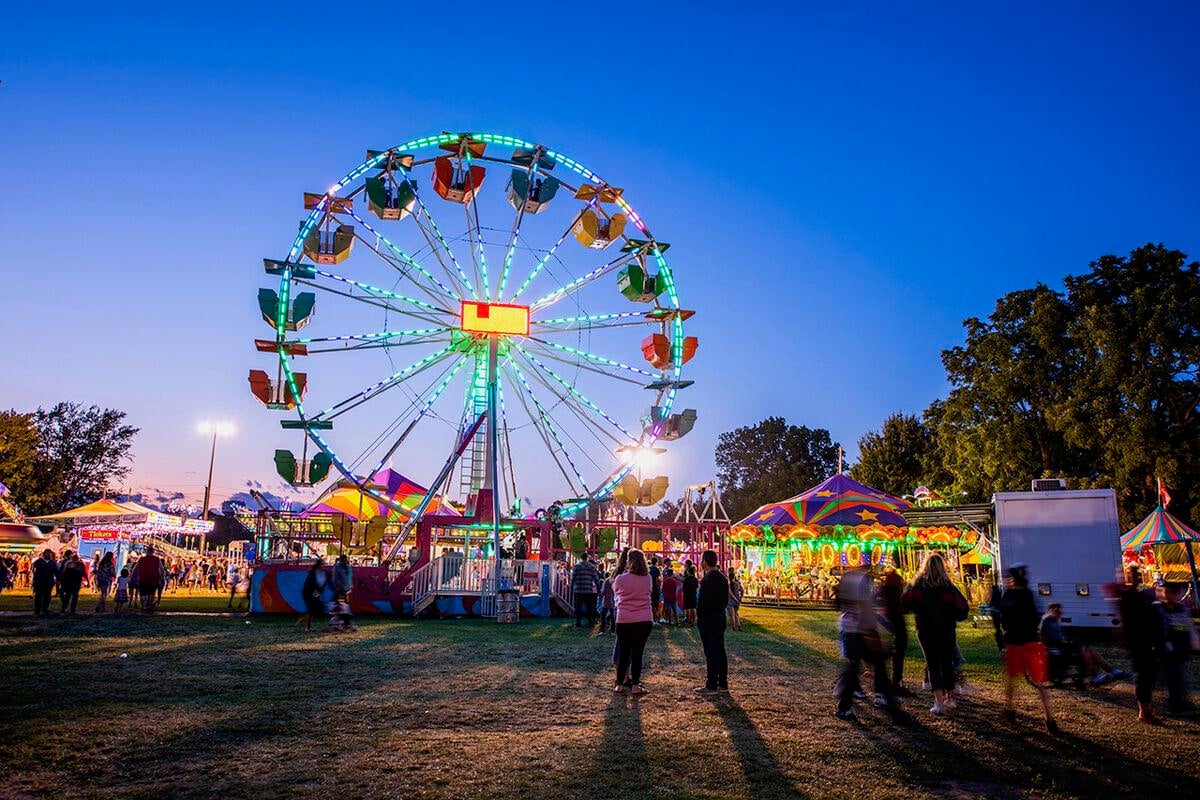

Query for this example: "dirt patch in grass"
[1,608,1197,799]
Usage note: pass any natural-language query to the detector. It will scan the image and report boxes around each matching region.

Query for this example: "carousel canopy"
[305,467,458,521]
[736,473,911,530]
[1121,506,1200,549]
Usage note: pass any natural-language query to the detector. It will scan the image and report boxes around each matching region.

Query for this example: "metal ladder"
[458,351,489,497]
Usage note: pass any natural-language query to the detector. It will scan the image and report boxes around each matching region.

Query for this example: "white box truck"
[993,488,1124,630]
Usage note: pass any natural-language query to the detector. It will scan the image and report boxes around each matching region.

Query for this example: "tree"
[715,416,842,521]
[850,412,946,498]
[932,285,1098,501]
[1059,244,1200,524]
[25,403,140,514]
[0,411,42,512]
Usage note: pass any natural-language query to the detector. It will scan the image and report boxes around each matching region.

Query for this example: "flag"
[1159,478,1172,510]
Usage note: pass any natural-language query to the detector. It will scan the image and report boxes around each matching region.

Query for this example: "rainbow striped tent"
[736,473,910,530]
[1120,506,1200,548]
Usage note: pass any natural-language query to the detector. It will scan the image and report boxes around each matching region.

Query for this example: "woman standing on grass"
[613,548,653,696]
[94,552,116,613]
[902,553,968,715]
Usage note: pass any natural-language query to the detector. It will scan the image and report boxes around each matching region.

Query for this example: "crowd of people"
[0,546,253,613]
[831,553,1197,730]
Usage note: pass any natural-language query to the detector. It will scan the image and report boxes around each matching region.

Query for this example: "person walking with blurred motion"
[297,558,327,633]
[57,551,86,615]
[612,549,653,695]
[1157,581,1198,716]
[694,550,730,694]
[835,567,907,722]
[94,551,116,613]
[902,553,968,715]
[881,564,912,696]
[1113,567,1165,724]
[31,548,58,615]
[997,565,1058,734]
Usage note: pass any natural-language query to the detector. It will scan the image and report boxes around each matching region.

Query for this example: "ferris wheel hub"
[460,301,531,337]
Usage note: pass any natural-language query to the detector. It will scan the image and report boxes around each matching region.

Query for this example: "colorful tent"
[1121,506,1200,548]
[736,473,911,531]
[26,498,153,526]
[305,468,458,521]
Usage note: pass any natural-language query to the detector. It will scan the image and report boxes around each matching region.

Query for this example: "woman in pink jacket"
[613,549,654,695]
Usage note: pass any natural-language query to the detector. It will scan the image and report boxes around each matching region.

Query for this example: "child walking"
[114,568,130,613]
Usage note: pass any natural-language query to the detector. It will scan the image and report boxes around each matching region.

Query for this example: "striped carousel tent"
[1122,504,1200,599]
[1121,505,1200,548]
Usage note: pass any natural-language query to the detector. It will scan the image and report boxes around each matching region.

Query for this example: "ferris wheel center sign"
[459,300,531,337]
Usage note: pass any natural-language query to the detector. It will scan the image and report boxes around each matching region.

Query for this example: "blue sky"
[2,2,1198,509]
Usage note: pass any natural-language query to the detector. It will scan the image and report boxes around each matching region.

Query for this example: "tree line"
[716,244,1200,529]
[0,403,139,516]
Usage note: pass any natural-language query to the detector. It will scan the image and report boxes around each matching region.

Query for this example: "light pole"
[197,421,235,522]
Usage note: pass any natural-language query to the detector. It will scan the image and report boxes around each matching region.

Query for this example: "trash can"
[496,588,520,623]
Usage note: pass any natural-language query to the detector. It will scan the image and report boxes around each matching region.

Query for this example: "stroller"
[325,598,358,632]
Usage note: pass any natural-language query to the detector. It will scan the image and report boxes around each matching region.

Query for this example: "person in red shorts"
[997,564,1058,734]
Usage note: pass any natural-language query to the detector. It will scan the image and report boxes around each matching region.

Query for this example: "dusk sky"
[3,2,1199,510]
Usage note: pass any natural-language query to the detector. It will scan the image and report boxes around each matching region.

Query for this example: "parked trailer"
[993,489,1123,630]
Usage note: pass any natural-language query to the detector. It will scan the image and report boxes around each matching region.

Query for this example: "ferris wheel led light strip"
[274,131,684,517]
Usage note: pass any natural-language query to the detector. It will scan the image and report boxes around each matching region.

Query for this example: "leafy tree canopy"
[715,416,842,521]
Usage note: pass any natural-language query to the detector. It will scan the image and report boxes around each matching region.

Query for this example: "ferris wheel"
[250,131,698,538]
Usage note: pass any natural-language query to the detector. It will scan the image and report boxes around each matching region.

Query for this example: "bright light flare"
[617,444,666,469]
[198,420,236,437]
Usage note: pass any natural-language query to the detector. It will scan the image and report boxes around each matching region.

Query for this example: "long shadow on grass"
[708,696,808,800]
[579,693,653,799]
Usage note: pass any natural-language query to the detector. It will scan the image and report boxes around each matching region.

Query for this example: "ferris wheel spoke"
[502,363,590,495]
[399,170,478,299]
[522,340,652,385]
[309,346,457,423]
[495,157,539,300]
[496,380,519,507]
[462,164,490,298]
[346,209,461,304]
[343,352,464,475]
[294,278,451,328]
[307,270,455,319]
[529,251,638,311]
[361,355,469,480]
[531,311,645,327]
[509,199,597,302]
[512,343,638,441]
[515,357,629,454]
[291,327,452,346]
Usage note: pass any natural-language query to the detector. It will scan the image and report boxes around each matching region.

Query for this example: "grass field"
[2,599,1198,800]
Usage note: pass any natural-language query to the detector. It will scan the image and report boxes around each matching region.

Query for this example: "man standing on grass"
[694,549,729,694]
[31,548,58,615]
[135,545,164,612]
[571,555,601,628]
[649,556,663,623]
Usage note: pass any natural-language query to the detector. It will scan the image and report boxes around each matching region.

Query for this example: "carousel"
[730,474,986,604]
[1121,494,1200,603]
